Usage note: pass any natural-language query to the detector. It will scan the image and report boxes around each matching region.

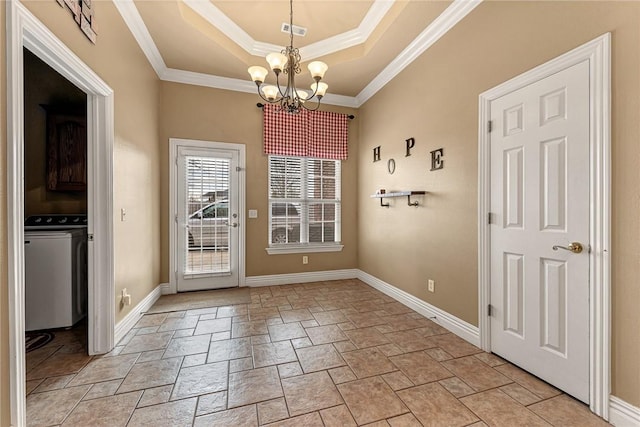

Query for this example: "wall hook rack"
[370,191,427,207]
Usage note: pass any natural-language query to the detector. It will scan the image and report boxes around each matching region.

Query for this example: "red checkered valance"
[263,104,349,160]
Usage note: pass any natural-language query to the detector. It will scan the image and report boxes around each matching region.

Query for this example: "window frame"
[266,155,344,255]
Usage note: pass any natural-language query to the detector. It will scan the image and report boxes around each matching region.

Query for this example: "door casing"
[6,1,115,425]
[478,33,611,418]
[169,138,246,294]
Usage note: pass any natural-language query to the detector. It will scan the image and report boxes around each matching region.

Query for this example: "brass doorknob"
[552,242,583,254]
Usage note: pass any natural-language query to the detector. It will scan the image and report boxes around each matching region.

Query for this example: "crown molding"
[112,0,167,77]
[114,0,482,109]
[161,68,359,108]
[355,0,483,106]
[182,0,395,61]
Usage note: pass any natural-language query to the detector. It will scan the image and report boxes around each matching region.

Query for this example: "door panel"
[177,147,239,291]
[490,60,590,403]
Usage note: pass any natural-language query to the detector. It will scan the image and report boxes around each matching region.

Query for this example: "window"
[268,155,341,252]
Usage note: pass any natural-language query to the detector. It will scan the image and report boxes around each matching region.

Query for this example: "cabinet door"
[47,112,87,191]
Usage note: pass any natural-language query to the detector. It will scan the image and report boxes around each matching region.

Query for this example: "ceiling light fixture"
[248,0,328,113]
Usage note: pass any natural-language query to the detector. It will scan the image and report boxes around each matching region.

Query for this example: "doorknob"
[552,242,583,254]
[229,222,238,228]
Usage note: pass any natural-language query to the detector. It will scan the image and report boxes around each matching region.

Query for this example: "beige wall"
[358,1,640,407]
[158,82,359,281]
[24,50,88,216]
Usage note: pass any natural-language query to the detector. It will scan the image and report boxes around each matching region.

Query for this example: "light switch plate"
[248,209,258,218]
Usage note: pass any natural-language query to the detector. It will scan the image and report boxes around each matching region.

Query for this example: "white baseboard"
[610,396,640,426]
[356,270,481,347]
[114,284,163,345]
[245,269,359,287]
[159,282,171,295]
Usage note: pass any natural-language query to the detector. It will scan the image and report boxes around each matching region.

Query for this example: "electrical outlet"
[302,256,309,265]
[428,279,435,293]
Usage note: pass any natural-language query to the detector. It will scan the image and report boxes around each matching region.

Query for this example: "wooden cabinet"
[45,108,87,192]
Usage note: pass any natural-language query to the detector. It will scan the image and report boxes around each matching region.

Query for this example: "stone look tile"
[305,324,347,345]
[528,395,610,426]
[68,353,138,386]
[33,374,75,393]
[282,371,344,416]
[163,334,211,358]
[312,310,347,325]
[387,413,423,427]
[268,322,307,342]
[439,376,476,398]
[296,343,345,373]
[208,337,251,362]
[397,382,478,426]
[424,347,453,362]
[26,385,91,426]
[228,366,283,408]
[344,327,390,349]
[320,404,357,426]
[423,333,481,358]
[83,379,122,400]
[25,379,44,395]
[171,361,229,400]
[128,397,197,427]
[196,391,227,416]
[495,363,561,399]
[377,343,405,357]
[157,315,200,332]
[120,331,174,354]
[137,349,165,363]
[194,404,258,427]
[342,347,396,378]
[474,351,506,367]
[232,320,269,338]
[291,337,313,349]
[385,330,433,352]
[258,397,289,425]
[183,352,208,368]
[333,341,357,353]
[26,352,92,380]
[277,361,303,379]
[134,313,168,328]
[280,308,315,323]
[138,385,172,407]
[61,391,142,426]
[390,351,453,385]
[230,356,254,373]
[338,376,408,425]
[499,383,543,405]
[263,412,324,427]
[194,318,232,335]
[460,389,550,426]
[252,341,298,368]
[118,357,182,393]
[441,356,511,391]
[381,371,414,391]
[345,311,386,328]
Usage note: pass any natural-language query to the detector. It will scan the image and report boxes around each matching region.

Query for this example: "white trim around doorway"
[477,33,611,419]
[168,138,247,295]
[6,1,115,425]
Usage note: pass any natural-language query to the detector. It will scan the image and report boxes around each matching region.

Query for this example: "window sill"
[265,244,344,255]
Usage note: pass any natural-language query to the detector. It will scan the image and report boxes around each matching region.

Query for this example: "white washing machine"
[24,215,88,331]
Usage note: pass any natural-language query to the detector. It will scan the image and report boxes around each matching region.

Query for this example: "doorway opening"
[7,2,115,424]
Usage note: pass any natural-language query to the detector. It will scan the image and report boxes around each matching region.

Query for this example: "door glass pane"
[185,156,230,274]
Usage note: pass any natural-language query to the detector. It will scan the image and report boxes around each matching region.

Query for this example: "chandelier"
[247,0,328,113]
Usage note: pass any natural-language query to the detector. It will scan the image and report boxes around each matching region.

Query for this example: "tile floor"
[25,279,610,426]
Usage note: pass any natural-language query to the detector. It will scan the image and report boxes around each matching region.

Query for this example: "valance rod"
[257,103,355,120]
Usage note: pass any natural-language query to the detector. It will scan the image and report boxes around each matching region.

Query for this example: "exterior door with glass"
[176,146,240,291]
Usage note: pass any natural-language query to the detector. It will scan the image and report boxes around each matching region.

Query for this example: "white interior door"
[489,60,590,403]
[176,146,240,291]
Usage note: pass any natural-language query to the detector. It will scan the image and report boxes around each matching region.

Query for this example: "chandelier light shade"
[248,0,328,113]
